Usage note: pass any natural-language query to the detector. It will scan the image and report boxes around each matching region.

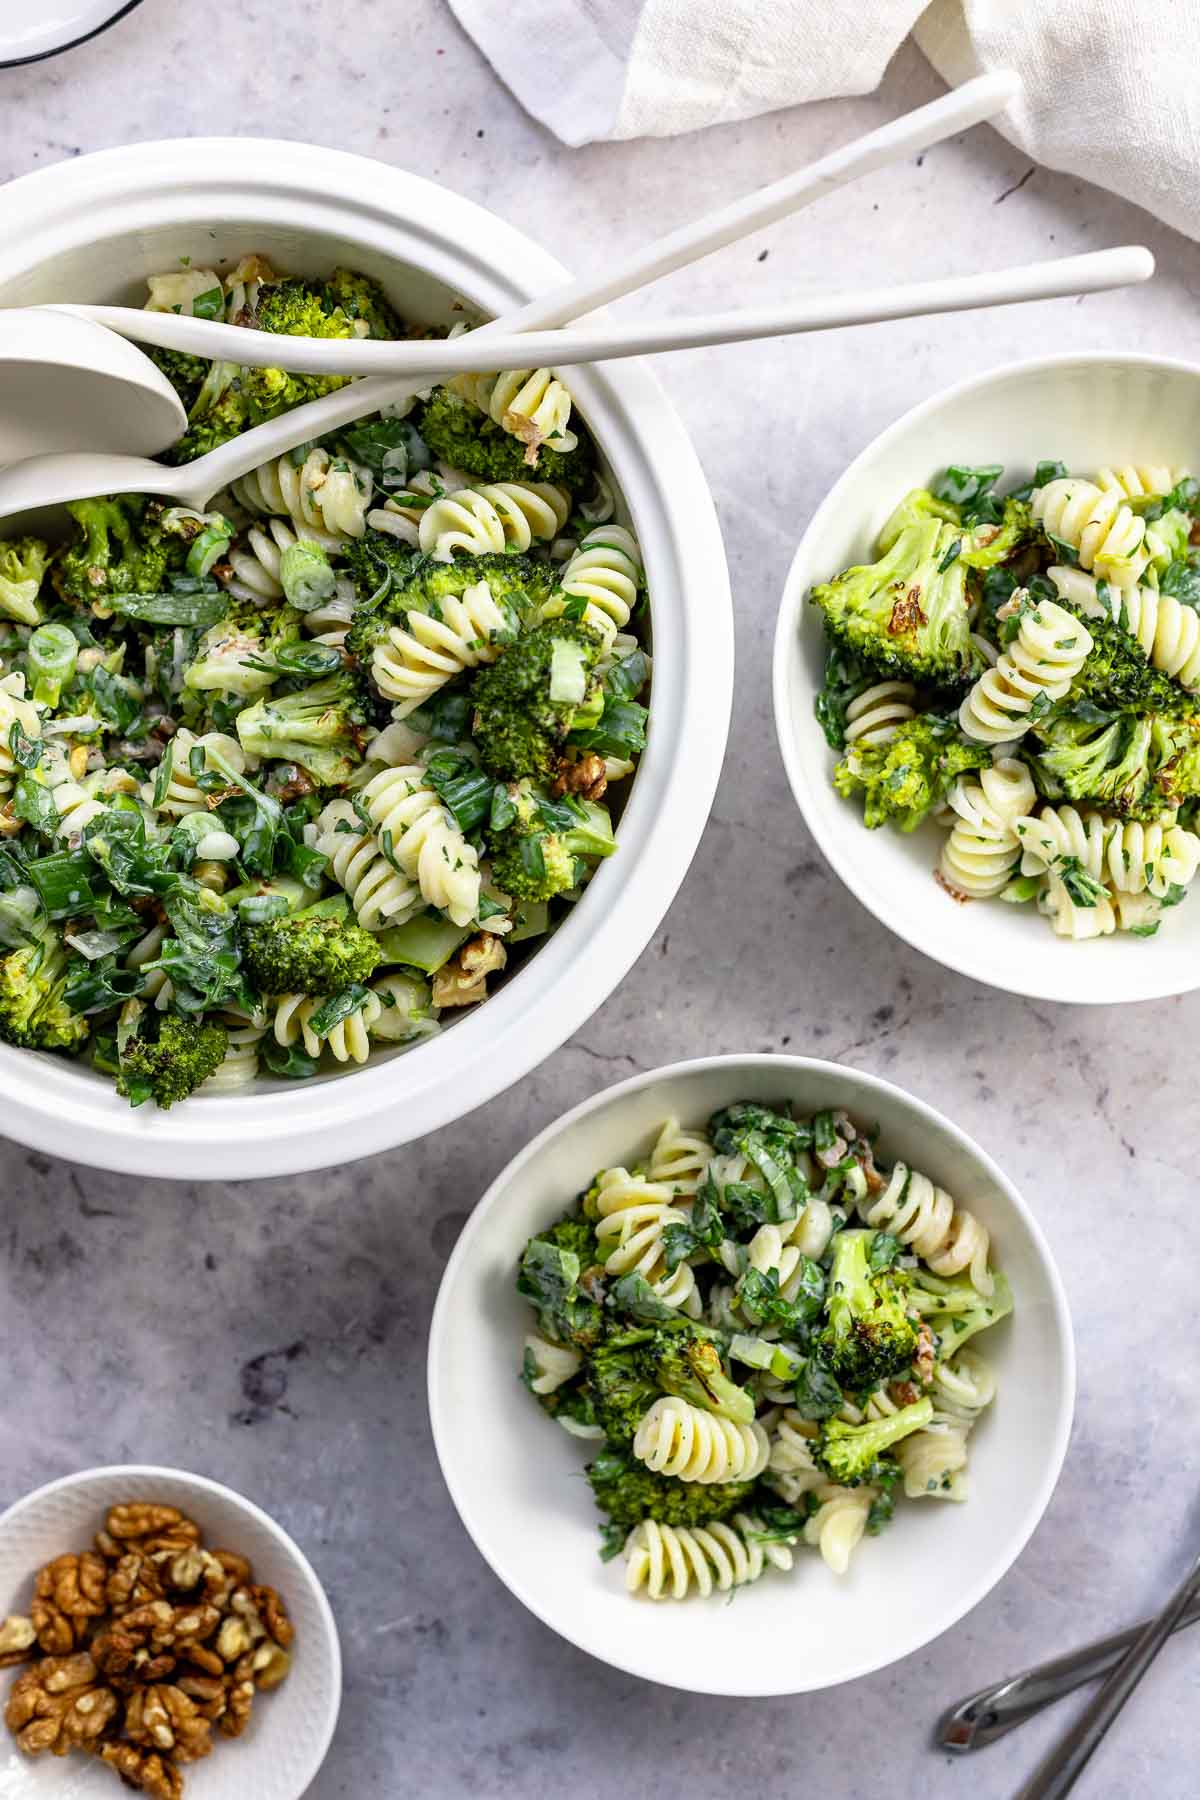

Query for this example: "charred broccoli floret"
[0,536,52,625]
[0,927,88,1053]
[818,1229,919,1389]
[147,346,209,414]
[487,780,615,903]
[469,619,603,781]
[814,1396,934,1486]
[1063,604,1200,718]
[240,914,382,995]
[235,670,370,786]
[116,1012,229,1109]
[56,496,185,609]
[834,713,990,832]
[184,593,303,696]
[416,385,594,492]
[809,489,975,684]
[517,1213,605,1351]
[1030,710,1200,819]
[586,1322,756,1446]
[340,534,424,612]
[585,1446,754,1530]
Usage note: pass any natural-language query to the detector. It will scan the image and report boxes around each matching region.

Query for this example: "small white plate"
[0,0,143,68]
[0,1466,341,1798]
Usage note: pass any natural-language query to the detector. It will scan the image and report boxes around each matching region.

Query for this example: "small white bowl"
[428,1054,1074,1696]
[773,352,1200,1005]
[0,1466,341,1798]
[0,138,732,1177]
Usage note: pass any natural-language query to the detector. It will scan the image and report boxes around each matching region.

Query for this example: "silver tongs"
[939,1592,1200,1751]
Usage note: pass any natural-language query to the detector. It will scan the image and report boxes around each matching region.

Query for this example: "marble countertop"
[2,6,1197,1795]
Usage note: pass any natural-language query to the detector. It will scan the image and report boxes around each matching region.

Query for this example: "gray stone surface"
[1,6,1198,1795]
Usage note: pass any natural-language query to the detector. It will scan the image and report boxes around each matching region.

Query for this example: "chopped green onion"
[549,637,589,705]
[185,522,233,579]
[279,540,336,608]
[28,622,79,708]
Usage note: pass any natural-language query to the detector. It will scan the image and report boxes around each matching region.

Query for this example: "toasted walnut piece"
[253,1585,294,1650]
[39,1651,98,1694]
[551,750,608,802]
[249,1642,292,1691]
[125,1683,212,1763]
[220,1675,255,1738]
[0,1614,35,1667]
[431,931,507,1008]
[98,1742,183,1800]
[94,1528,122,1562]
[216,1615,253,1663]
[30,1552,107,1653]
[4,1655,115,1757]
[175,1673,227,1721]
[161,1548,207,1593]
[106,1551,165,1613]
[915,1322,936,1387]
[179,1643,223,1678]
[107,1504,186,1542]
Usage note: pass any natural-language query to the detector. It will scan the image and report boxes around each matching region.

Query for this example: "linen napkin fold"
[448,0,1200,242]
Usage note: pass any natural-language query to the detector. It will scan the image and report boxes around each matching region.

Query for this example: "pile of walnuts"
[1,1501,294,1799]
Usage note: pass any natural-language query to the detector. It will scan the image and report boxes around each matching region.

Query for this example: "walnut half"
[0,1616,35,1669]
[431,932,507,1009]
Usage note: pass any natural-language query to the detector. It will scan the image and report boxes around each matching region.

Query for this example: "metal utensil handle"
[938,1597,1200,1751]
[1016,1552,1200,1799]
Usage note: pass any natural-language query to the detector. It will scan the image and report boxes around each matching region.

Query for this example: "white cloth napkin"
[448,0,1200,241]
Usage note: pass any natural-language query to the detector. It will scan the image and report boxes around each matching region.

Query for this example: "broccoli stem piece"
[815,1397,934,1486]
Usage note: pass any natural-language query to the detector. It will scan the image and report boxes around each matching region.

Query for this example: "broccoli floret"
[814,1396,934,1486]
[185,593,302,696]
[585,1446,754,1530]
[0,927,88,1053]
[487,779,616,903]
[116,1013,229,1109]
[517,1215,605,1350]
[834,713,990,831]
[470,619,603,781]
[0,537,52,626]
[241,914,382,995]
[1030,711,1200,819]
[417,385,594,493]
[1063,605,1200,718]
[344,551,547,663]
[234,670,370,786]
[147,346,209,414]
[584,1322,756,1448]
[818,1230,919,1389]
[583,1333,665,1446]
[320,267,402,341]
[958,497,1035,570]
[810,490,975,683]
[56,496,186,609]
[241,277,361,417]
[165,384,255,466]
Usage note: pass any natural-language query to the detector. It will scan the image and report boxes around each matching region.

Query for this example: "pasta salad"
[811,460,1200,941]
[517,1099,1011,1601]
[0,257,648,1106]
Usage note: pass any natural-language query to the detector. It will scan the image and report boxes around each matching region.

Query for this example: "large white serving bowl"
[428,1054,1074,1696]
[774,353,1200,1004]
[0,1464,340,1798]
[0,139,732,1178]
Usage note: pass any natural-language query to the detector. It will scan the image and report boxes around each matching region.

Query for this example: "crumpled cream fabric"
[447,0,1200,240]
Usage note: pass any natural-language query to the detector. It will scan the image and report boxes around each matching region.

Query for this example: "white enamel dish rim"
[0,1463,341,1798]
[772,351,1200,1006]
[0,137,733,1178]
[427,1053,1076,1696]
[0,0,143,67]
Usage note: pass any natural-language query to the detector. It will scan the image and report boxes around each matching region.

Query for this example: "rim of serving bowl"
[427,1052,1076,1694]
[0,138,733,1177]
[772,349,1200,1006]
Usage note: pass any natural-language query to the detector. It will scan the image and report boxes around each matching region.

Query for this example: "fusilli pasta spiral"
[939,758,1036,900]
[357,764,481,927]
[315,799,422,930]
[230,447,371,548]
[451,368,578,455]
[1015,805,1200,899]
[623,1515,793,1600]
[645,1118,714,1198]
[148,731,246,817]
[766,1409,825,1505]
[633,1395,770,1484]
[542,526,642,650]
[522,1332,582,1396]
[1033,477,1150,587]
[371,578,517,716]
[0,675,39,790]
[200,1009,268,1093]
[959,599,1093,743]
[857,1161,992,1293]
[274,989,383,1065]
[896,1350,996,1502]
[1047,564,1200,690]
[843,680,918,746]
[803,1484,873,1574]
[591,1167,698,1312]
[417,481,569,560]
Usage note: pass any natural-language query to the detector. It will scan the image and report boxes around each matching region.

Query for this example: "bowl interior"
[0,1467,339,1798]
[429,1056,1074,1696]
[0,144,732,1174]
[775,354,1200,1004]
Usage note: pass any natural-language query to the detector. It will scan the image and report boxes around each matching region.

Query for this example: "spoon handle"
[54,249,1152,377]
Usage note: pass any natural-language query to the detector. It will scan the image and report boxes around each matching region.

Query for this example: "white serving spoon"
[0,70,1081,531]
[0,306,185,463]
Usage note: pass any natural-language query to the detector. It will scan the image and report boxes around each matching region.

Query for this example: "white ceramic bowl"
[428,1054,1074,1696]
[0,139,732,1178]
[774,353,1200,1005]
[0,1465,340,1798]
